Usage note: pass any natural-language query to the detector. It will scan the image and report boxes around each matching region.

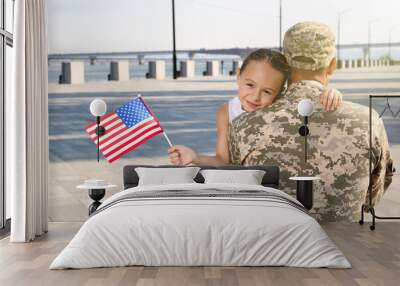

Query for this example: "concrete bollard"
[146,61,165,79]
[347,60,353,68]
[203,61,220,76]
[108,61,130,81]
[180,60,195,78]
[229,60,243,75]
[59,61,85,84]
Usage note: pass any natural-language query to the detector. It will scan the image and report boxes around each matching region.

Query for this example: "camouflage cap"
[283,21,336,71]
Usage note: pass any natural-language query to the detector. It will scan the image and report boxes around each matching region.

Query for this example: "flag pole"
[163,132,173,147]
[138,94,173,147]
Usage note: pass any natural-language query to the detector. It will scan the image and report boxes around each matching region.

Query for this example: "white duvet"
[50,183,351,269]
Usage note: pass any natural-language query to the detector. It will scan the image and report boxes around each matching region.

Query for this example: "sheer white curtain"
[7,0,49,242]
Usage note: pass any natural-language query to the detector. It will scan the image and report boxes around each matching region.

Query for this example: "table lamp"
[90,99,107,162]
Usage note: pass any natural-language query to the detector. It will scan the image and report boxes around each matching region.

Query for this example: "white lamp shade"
[297,99,314,117]
[90,99,107,117]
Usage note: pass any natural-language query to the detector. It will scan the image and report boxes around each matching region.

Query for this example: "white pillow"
[200,169,266,185]
[135,167,200,186]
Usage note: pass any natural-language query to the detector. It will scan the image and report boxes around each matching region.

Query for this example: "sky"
[47,0,400,54]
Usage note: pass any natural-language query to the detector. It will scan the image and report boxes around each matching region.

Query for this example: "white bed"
[50,183,351,269]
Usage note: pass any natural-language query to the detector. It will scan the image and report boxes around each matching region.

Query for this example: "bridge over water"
[48,42,400,63]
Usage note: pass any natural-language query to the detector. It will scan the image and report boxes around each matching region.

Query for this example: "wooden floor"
[1,222,400,286]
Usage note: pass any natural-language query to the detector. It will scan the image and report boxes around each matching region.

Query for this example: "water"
[48,53,241,84]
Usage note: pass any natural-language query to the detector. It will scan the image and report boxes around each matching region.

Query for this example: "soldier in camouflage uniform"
[229,22,394,222]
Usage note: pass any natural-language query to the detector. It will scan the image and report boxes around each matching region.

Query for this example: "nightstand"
[77,180,116,215]
[289,176,320,210]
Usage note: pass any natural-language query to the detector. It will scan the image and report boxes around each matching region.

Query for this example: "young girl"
[168,49,342,166]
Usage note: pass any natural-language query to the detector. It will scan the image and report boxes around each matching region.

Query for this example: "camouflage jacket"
[229,80,394,222]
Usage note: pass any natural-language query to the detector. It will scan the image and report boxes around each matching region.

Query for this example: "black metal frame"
[1,0,14,232]
[359,95,400,230]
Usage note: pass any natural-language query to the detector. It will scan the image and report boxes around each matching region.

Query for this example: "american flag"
[84,97,164,163]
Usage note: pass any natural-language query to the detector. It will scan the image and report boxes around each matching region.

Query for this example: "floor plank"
[1,222,400,285]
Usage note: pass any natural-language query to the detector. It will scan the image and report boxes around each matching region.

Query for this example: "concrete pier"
[108,61,130,81]
[229,60,243,75]
[346,60,353,68]
[59,61,85,84]
[337,60,344,69]
[146,61,165,80]
[180,60,195,78]
[203,61,220,76]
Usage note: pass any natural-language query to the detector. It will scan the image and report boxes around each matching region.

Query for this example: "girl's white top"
[228,97,244,123]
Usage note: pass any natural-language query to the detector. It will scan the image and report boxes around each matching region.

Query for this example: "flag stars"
[116,98,152,128]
